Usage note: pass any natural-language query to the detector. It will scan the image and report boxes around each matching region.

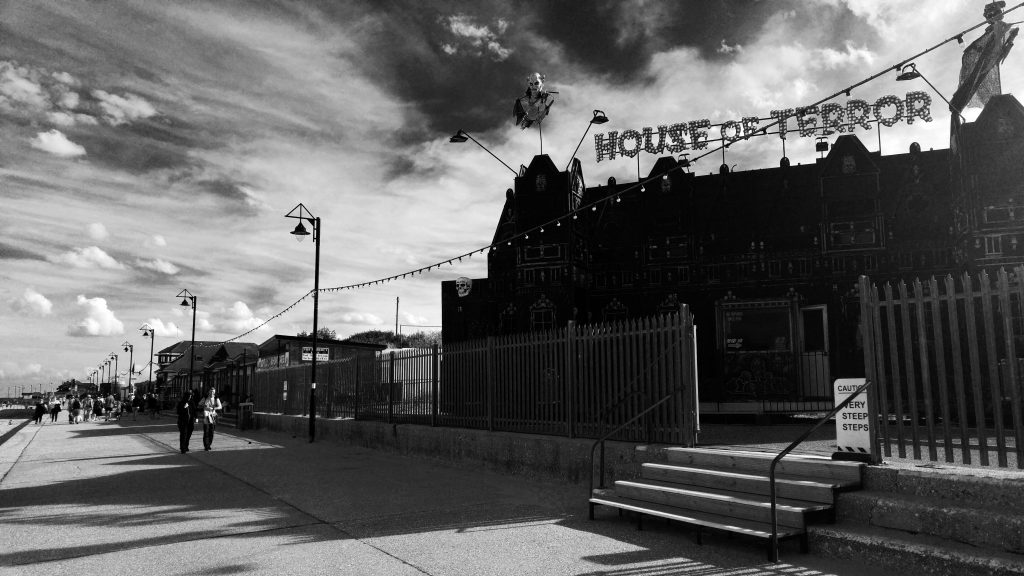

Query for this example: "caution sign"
[834,378,871,454]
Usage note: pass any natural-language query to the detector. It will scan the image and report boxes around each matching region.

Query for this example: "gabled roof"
[819,133,879,177]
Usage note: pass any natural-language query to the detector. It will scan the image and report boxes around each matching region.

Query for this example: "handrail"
[588,385,688,497]
[768,379,871,562]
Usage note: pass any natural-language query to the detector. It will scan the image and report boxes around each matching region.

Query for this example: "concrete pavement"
[0,415,882,576]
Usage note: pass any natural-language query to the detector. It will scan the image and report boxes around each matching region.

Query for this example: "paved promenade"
[0,414,880,576]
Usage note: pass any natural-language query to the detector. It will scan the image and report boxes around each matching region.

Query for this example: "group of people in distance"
[175,388,222,454]
[31,392,154,424]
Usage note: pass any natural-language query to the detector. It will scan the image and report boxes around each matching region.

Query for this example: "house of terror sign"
[593,91,933,163]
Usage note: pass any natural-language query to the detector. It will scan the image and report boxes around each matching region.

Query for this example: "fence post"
[858,275,883,465]
[565,321,576,438]
[388,351,395,424]
[354,358,361,420]
[431,344,439,427]
[487,336,495,432]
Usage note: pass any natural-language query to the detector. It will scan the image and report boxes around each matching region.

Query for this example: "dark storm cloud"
[0,242,45,261]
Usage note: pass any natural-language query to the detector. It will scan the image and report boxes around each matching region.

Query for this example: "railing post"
[486,336,495,431]
[354,358,361,420]
[565,321,576,438]
[858,275,883,464]
[388,351,395,424]
[431,344,439,427]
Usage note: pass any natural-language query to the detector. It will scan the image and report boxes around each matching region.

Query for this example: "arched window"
[530,295,556,331]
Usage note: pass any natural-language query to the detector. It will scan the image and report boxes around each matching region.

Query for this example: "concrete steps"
[589,447,864,559]
[810,463,1024,575]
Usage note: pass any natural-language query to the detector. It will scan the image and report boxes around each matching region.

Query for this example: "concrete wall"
[253,413,667,485]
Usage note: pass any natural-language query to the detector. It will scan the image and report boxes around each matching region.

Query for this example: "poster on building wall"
[301,347,329,361]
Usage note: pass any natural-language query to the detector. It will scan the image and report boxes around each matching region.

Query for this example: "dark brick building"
[443,95,1024,409]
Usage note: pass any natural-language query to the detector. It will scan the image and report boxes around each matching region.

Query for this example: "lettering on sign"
[834,378,871,453]
[594,91,934,163]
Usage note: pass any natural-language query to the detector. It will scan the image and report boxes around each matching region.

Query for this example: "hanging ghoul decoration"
[513,73,557,129]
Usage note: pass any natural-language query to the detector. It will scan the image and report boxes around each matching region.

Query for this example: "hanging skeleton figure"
[513,73,557,129]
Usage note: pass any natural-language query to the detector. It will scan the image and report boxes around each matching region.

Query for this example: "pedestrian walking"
[71,395,83,424]
[49,398,61,422]
[198,388,222,451]
[81,395,93,422]
[131,394,141,421]
[146,394,159,419]
[176,391,196,454]
[92,395,103,421]
[33,399,46,424]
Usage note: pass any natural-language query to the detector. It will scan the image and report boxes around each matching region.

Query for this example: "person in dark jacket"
[176,391,196,454]
[33,399,46,424]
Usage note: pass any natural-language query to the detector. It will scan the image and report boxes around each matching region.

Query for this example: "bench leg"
[589,502,595,521]
[636,514,643,531]
[800,532,809,553]
[695,527,703,546]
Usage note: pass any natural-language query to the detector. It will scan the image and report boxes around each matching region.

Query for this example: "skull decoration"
[455,277,473,298]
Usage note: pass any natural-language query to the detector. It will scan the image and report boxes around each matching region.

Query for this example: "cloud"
[152,235,167,247]
[221,301,265,333]
[10,288,53,316]
[339,312,383,325]
[718,39,743,54]
[135,258,180,275]
[67,295,124,337]
[48,246,125,270]
[30,129,86,157]
[815,42,875,70]
[0,361,44,382]
[0,61,48,111]
[143,318,183,338]
[439,14,512,61]
[91,90,157,125]
[88,223,109,241]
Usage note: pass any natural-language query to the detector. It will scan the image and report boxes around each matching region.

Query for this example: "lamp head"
[180,297,191,307]
[591,110,609,124]
[449,130,469,143]
[896,63,920,81]
[290,221,310,242]
[815,137,829,152]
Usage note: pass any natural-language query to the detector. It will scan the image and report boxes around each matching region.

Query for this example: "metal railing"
[588,385,690,497]
[768,378,872,562]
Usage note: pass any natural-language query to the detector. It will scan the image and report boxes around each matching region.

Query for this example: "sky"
[1,0,1021,391]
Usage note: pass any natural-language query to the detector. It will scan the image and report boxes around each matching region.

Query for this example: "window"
[530,295,556,331]
[524,245,562,261]
[829,220,877,248]
[602,299,628,322]
[985,236,1003,255]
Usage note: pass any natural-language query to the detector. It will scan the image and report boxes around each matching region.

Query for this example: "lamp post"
[109,353,118,397]
[286,203,320,443]
[122,342,134,399]
[896,63,963,119]
[104,359,111,395]
[140,325,155,395]
[178,289,197,396]
[566,110,609,170]
[448,130,518,176]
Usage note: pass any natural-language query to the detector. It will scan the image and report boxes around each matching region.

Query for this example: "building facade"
[442,95,1024,409]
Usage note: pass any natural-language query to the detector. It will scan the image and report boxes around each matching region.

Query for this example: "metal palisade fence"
[253,310,698,445]
[859,269,1024,468]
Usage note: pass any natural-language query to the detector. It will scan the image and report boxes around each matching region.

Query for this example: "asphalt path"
[0,415,882,576]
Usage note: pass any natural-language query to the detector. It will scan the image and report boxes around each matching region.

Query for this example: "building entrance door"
[798,305,830,398]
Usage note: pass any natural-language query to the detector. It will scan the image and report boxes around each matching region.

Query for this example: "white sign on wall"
[834,378,871,454]
[301,347,329,361]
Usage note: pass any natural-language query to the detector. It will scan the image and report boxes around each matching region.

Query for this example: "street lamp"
[178,289,197,396]
[286,202,320,443]
[122,341,134,399]
[566,110,610,170]
[448,129,519,176]
[109,353,118,396]
[104,359,111,394]
[140,325,156,395]
[896,63,964,120]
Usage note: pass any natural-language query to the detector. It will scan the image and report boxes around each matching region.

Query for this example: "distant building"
[443,95,1024,412]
